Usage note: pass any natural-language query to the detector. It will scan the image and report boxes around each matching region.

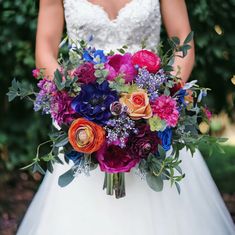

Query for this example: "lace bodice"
[63,0,161,52]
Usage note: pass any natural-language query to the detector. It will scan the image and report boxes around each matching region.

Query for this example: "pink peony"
[96,143,140,173]
[73,62,96,84]
[151,95,179,127]
[131,50,161,73]
[105,53,136,83]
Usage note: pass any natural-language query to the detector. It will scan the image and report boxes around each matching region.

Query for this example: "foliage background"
[0,0,235,192]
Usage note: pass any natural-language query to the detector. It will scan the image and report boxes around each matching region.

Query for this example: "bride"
[17,0,235,234]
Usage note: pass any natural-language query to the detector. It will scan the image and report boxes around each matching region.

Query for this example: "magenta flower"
[96,143,140,173]
[73,62,96,84]
[32,69,41,79]
[151,95,179,127]
[105,53,136,83]
[204,107,212,120]
[50,91,77,125]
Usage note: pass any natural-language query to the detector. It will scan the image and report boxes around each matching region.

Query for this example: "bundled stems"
[103,172,126,199]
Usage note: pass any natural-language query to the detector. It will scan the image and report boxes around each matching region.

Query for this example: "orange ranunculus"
[68,118,105,154]
[119,89,152,120]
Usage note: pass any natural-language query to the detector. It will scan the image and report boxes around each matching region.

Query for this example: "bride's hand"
[35,0,64,79]
[160,0,195,82]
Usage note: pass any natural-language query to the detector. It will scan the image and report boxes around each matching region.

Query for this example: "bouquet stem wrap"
[103,172,126,199]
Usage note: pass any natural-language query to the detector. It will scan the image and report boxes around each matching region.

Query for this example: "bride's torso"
[63,0,161,52]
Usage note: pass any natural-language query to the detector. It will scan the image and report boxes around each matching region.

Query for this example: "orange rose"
[119,89,152,120]
[68,118,105,154]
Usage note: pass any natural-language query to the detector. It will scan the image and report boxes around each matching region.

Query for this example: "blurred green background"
[0,0,235,232]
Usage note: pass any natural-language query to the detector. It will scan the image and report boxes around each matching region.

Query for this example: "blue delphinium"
[71,80,118,125]
[83,49,107,64]
[158,128,172,151]
[176,89,187,109]
[65,150,84,163]
[135,68,168,100]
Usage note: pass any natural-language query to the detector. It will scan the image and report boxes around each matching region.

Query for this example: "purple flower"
[71,81,118,125]
[37,78,56,94]
[34,78,57,114]
[50,91,77,125]
[110,101,123,116]
[135,68,168,100]
[105,53,136,83]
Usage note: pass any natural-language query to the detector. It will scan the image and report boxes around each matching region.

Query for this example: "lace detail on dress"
[63,0,161,53]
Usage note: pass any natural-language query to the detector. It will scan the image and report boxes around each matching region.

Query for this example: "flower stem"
[103,172,126,199]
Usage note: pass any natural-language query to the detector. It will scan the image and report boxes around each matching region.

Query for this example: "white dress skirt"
[16,0,235,234]
[17,148,235,235]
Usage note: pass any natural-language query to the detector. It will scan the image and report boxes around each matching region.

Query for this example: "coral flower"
[68,118,105,154]
[119,89,152,120]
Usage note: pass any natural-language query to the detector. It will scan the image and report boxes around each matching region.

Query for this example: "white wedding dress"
[17,0,235,234]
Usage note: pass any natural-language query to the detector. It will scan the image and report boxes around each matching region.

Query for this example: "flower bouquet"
[7,33,225,198]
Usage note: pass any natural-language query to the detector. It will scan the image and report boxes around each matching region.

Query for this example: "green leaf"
[54,134,68,147]
[117,48,125,54]
[183,31,194,44]
[54,69,64,90]
[175,182,181,194]
[158,144,166,159]
[171,36,180,46]
[148,116,167,132]
[58,169,75,187]
[32,163,46,175]
[146,173,163,192]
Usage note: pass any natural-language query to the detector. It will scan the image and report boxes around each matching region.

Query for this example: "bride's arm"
[36,0,64,79]
[160,0,195,82]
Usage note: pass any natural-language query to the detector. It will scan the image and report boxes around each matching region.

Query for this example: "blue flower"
[65,150,83,163]
[176,89,187,106]
[71,81,118,125]
[158,128,172,151]
[83,49,107,64]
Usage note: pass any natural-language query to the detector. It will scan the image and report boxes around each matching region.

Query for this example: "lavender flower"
[135,68,168,100]
[105,111,138,148]
[34,79,57,114]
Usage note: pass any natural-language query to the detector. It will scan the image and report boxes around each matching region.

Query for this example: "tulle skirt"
[16,148,235,235]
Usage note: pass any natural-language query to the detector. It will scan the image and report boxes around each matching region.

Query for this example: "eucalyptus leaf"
[175,182,181,194]
[32,163,46,175]
[54,134,68,147]
[58,169,75,187]
[146,173,163,192]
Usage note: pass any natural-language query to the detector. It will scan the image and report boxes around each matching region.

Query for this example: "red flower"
[73,62,96,84]
[132,50,161,73]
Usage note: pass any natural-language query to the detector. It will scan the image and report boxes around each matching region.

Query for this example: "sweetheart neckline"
[83,0,137,23]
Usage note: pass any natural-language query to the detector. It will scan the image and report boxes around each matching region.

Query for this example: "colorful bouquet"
[7,33,225,198]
